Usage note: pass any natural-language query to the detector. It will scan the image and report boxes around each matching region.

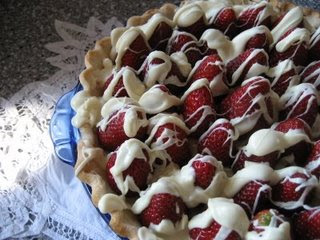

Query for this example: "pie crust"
[70,1,320,239]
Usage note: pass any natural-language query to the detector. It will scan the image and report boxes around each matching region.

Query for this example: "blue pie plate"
[50,83,127,240]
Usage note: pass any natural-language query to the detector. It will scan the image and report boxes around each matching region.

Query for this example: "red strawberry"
[268,60,299,96]
[269,28,309,67]
[148,21,173,51]
[249,209,287,232]
[220,77,273,132]
[237,4,271,31]
[269,42,308,67]
[103,74,128,98]
[140,193,186,227]
[198,119,236,166]
[167,31,202,66]
[309,28,320,61]
[305,140,320,178]
[189,219,241,240]
[149,121,190,166]
[233,180,271,216]
[275,118,312,166]
[106,142,151,195]
[192,159,216,189]
[188,54,226,88]
[301,60,320,91]
[279,83,319,128]
[272,170,317,209]
[232,149,279,172]
[182,79,216,137]
[245,33,269,51]
[209,7,237,38]
[97,101,148,151]
[292,207,320,240]
[120,32,150,70]
[226,48,268,86]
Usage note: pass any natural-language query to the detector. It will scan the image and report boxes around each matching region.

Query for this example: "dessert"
[70,0,320,239]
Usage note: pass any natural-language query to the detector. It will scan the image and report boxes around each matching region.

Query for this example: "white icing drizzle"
[230,49,269,86]
[97,97,148,137]
[176,154,227,207]
[138,84,182,114]
[103,67,145,102]
[71,93,101,128]
[170,52,192,78]
[271,7,304,45]
[301,60,320,89]
[238,1,272,27]
[139,13,174,40]
[188,198,250,238]
[224,162,276,197]
[173,3,205,28]
[310,26,320,48]
[275,28,310,53]
[267,59,300,92]
[98,194,128,213]
[140,51,172,88]
[279,83,320,122]
[305,142,320,174]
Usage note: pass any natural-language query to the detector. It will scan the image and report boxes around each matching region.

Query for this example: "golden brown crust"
[73,1,320,239]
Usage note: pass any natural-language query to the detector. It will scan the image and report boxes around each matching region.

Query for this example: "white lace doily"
[0,17,123,240]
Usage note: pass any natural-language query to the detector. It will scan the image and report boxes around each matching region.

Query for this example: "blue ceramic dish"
[50,83,127,240]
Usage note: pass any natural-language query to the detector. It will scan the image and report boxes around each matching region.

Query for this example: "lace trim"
[0,16,123,239]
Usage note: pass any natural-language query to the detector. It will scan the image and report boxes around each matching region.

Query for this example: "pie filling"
[70,0,320,239]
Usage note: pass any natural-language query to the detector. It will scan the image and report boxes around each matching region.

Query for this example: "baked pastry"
[70,0,320,239]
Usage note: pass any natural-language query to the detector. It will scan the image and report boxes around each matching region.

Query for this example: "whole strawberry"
[279,83,319,128]
[132,179,186,233]
[188,54,228,96]
[167,30,202,66]
[234,180,271,216]
[237,2,272,31]
[305,140,320,178]
[220,77,275,136]
[116,28,150,70]
[226,48,269,86]
[208,7,237,38]
[147,16,173,51]
[191,157,217,189]
[272,168,318,210]
[106,139,152,195]
[182,79,216,137]
[146,114,190,166]
[97,98,148,151]
[267,59,299,96]
[269,28,309,67]
[301,60,320,91]
[292,207,320,240]
[198,118,237,166]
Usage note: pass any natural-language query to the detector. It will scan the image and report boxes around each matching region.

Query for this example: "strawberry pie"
[70,0,320,239]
